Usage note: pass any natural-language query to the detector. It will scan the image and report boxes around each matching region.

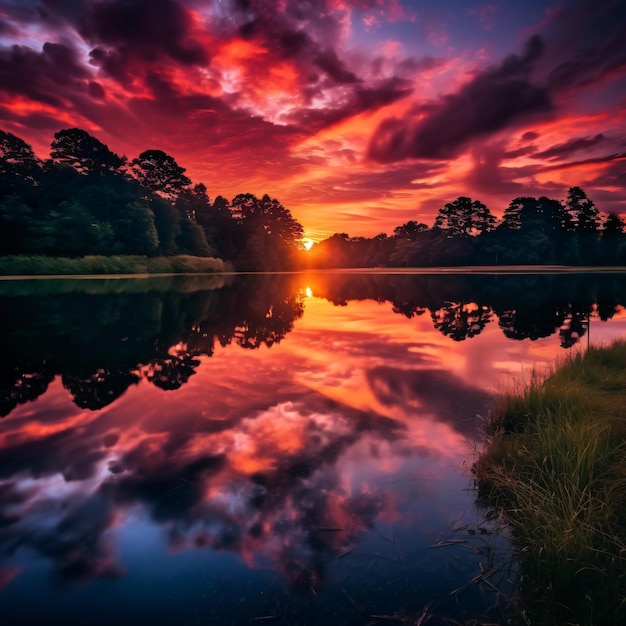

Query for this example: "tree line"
[309,191,626,267]
[0,128,304,270]
[2,127,625,270]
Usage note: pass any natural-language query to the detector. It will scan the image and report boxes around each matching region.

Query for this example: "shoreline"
[2,263,626,280]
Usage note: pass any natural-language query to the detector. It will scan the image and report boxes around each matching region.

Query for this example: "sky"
[0,0,625,241]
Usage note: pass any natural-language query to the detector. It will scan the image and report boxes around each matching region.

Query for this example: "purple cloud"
[533,134,606,161]
[368,36,552,162]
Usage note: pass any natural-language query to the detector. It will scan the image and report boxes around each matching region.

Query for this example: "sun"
[301,237,315,250]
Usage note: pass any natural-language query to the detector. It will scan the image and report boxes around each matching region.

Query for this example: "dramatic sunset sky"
[1,0,625,240]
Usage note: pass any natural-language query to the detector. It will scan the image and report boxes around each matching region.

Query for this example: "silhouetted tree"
[176,218,213,256]
[50,128,124,175]
[203,194,239,260]
[175,185,234,258]
[568,186,600,234]
[602,213,625,238]
[131,150,191,199]
[231,193,304,269]
[434,197,496,237]
[0,131,41,186]
[565,187,601,263]
[600,213,626,264]
[393,220,429,239]
[500,197,537,230]
[150,195,181,255]
[0,193,34,254]
[231,194,303,246]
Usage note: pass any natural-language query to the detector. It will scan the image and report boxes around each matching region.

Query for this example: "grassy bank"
[0,254,231,276]
[474,340,626,625]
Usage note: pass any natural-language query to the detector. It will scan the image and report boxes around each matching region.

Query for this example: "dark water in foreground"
[1,271,626,626]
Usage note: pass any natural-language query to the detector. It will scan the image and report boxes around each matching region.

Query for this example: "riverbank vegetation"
[0,254,230,276]
[474,340,626,625]
[2,128,626,273]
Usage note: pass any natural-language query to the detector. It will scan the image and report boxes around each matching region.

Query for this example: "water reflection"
[0,272,625,625]
[0,274,304,415]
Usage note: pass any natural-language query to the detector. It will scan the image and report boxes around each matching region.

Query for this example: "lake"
[1,271,626,625]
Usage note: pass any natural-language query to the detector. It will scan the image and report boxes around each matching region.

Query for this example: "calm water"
[1,271,626,626]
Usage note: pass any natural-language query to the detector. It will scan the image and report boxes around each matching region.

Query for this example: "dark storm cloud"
[368,36,552,162]
[287,76,412,132]
[314,48,359,84]
[228,0,365,91]
[0,0,412,186]
[87,79,106,99]
[232,0,345,50]
[533,133,606,161]
[0,41,90,107]
[545,0,626,91]
[82,0,208,82]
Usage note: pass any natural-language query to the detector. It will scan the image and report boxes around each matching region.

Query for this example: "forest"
[0,128,303,271]
[1,128,625,270]
[308,191,626,267]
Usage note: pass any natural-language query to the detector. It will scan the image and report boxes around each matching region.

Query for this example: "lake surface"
[1,271,626,626]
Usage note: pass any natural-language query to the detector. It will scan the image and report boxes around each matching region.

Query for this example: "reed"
[474,340,626,625]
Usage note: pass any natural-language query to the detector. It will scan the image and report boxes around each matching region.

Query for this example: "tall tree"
[173,184,214,256]
[0,131,41,186]
[567,186,600,233]
[433,197,495,236]
[393,220,429,239]
[600,213,625,265]
[50,128,124,175]
[186,189,237,259]
[602,213,625,239]
[131,150,191,199]
[501,197,538,230]
[0,193,33,254]
[230,193,304,269]
[150,195,181,255]
[231,193,304,249]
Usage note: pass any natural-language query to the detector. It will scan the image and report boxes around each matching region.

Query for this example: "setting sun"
[302,238,315,250]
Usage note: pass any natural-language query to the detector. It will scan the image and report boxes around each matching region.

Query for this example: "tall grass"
[474,340,626,625]
[0,254,230,276]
